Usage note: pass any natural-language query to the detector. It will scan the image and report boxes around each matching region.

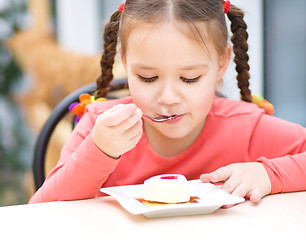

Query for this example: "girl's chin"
[159,116,206,140]
[157,125,195,139]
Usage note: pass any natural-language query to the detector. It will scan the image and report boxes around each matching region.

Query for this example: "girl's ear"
[217,44,232,81]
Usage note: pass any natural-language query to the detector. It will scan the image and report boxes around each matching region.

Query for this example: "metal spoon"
[143,114,176,123]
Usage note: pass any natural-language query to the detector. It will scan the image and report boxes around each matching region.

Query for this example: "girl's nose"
[157,81,181,105]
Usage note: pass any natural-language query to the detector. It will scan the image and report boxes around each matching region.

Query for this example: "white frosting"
[143,174,190,203]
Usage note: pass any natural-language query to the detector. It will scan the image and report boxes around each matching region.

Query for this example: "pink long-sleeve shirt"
[30,96,306,203]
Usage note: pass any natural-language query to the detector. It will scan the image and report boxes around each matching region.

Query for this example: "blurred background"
[0,0,305,206]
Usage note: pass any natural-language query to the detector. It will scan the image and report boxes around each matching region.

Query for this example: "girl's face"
[122,22,231,148]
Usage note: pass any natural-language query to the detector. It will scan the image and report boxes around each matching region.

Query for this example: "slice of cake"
[143,174,190,203]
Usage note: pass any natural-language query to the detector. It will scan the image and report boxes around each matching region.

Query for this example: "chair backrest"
[33,79,128,190]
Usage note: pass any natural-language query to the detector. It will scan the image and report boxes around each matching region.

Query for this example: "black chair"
[33,79,128,191]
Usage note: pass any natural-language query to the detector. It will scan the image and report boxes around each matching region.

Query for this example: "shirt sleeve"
[29,103,120,203]
[248,114,306,194]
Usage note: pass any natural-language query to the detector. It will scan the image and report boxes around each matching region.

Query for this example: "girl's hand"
[200,162,271,206]
[92,103,143,159]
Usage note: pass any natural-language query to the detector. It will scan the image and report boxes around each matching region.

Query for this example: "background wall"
[55,0,123,55]
[265,0,306,126]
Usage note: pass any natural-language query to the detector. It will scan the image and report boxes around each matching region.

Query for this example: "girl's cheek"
[129,81,155,108]
[130,89,151,110]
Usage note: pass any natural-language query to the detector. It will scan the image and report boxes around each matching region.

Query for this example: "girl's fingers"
[228,183,263,204]
[199,173,211,183]
[230,182,249,198]
[201,162,270,207]
[124,117,143,140]
[118,108,143,132]
[200,166,233,183]
[248,190,262,203]
[220,175,241,194]
[127,128,143,147]
[103,104,138,126]
[222,183,248,209]
[92,104,143,158]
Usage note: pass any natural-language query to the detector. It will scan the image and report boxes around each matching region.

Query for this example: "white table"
[1,192,306,240]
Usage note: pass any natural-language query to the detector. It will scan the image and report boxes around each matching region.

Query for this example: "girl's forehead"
[127,20,209,39]
[125,21,217,58]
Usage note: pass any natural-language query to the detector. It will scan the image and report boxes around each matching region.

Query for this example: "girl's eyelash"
[138,75,158,83]
[181,76,201,84]
[138,75,201,84]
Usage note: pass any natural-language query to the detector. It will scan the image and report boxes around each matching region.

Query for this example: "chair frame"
[33,79,128,190]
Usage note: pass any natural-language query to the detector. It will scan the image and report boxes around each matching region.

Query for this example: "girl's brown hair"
[95,0,251,102]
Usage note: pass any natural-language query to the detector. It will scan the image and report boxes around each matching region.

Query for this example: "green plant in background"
[0,0,32,205]
[0,0,31,171]
[0,0,24,96]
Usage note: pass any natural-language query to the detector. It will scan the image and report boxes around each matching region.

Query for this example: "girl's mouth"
[158,114,177,119]
[143,113,185,123]
[159,114,185,123]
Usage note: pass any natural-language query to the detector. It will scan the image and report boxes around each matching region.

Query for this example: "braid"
[226,5,252,102]
[95,10,121,98]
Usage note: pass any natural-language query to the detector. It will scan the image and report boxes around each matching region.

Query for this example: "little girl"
[30,0,306,204]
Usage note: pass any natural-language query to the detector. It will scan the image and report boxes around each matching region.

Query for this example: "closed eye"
[180,76,201,84]
[138,75,158,83]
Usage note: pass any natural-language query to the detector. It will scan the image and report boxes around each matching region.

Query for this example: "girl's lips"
[157,114,176,119]
[164,114,185,124]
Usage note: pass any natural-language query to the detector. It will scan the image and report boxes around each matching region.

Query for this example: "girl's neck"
[143,120,206,158]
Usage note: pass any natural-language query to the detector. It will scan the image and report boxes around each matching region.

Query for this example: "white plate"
[100,180,245,218]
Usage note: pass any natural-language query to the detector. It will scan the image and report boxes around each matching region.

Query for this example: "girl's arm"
[201,113,306,202]
[29,105,119,203]
[258,152,306,194]
[249,114,306,194]
[30,98,142,203]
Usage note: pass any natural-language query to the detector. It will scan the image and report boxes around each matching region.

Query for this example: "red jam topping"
[136,196,200,207]
[160,175,178,180]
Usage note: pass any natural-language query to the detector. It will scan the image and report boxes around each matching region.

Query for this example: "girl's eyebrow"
[181,64,208,70]
[131,63,208,70]
[131,64,157,70]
